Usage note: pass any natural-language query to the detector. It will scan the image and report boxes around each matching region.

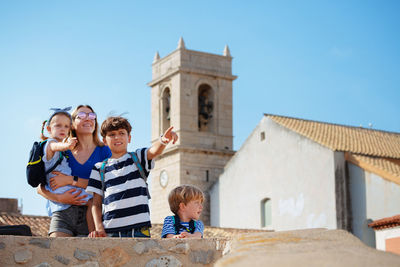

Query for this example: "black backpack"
[26,140,65,188]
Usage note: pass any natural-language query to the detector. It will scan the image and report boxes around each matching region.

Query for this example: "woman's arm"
[37,184,87,205]
[49,171,88,190]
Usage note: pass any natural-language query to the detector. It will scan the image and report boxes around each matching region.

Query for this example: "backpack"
[99,151,151,199]
[173,215,196,234]
[26,140,65,188]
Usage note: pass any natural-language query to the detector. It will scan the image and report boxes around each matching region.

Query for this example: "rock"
[169,243,190,254]
[29,238,51,249]
[0,242,5,249]
[72,262,99,267]
[33,263,51,267]
[100,246,131,267]
[55,255,70,265]
[190,249,214,264]
[133,242,146,254]
[145,255,182,267]
[74,248,96,261]
[14,248,32,264]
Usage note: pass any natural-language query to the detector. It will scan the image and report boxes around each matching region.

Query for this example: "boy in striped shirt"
[162,185,204,238]
[86,116,177,238]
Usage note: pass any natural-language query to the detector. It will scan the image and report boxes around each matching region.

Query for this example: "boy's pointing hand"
[162,126,178,145]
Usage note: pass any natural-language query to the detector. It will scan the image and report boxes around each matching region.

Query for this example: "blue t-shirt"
[66,146,112,179]
[161,216,204,238]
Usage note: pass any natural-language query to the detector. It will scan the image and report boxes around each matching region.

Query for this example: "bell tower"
[148,38,236,224]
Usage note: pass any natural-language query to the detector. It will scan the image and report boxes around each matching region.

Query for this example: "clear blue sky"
[0,1,399,216]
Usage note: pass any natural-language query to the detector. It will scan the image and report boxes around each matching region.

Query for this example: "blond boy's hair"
[168,185,204,215]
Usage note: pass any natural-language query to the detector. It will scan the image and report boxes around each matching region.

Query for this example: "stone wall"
[0,236,229,267]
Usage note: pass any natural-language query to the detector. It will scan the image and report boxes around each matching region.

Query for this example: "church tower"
[148,38,236,224]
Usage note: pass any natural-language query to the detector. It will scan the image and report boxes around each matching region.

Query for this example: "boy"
[86,116,177,238]
[161,185,204,238]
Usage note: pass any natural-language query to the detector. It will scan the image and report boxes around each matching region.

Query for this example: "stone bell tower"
[148,38,236,225]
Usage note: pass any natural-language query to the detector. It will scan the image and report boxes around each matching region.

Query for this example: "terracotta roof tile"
[0,213,269,238]
[267,114,400,158]
[368,215,400,230]
[0,212,50,236]
[345,153,400,185]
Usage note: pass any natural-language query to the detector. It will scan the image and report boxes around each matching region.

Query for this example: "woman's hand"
[50,171,72,190]
[56,189,87,205]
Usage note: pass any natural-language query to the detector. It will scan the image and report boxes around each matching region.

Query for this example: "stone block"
[189,249,214,264]
[145,255,182,267]
[29,238,51,249]
[14,248,32,264]
[55,255,70,265]
[100,246,131,267]
[74,248,96,261]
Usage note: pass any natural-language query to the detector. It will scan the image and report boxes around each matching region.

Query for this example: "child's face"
[103,128,131,156]
[181,198,203,221]
[47,114,71,142]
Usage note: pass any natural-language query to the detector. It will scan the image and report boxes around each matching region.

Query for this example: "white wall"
[211,116,338,230]
[375,227,400,251]
[349,163,400,247]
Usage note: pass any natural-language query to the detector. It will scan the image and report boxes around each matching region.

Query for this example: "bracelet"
[159,135,169,146]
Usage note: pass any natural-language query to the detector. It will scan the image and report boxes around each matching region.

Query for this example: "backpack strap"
[189,220,196,234]
[173,215,180,235]
[44,150,66,176]
[129,152,151,199]
[173,215,196,234]
[99,158,109,196]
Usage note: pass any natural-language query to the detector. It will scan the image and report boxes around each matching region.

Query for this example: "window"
[198,84,214,132]
[261,198,271,228]
[161,87,171,133]
[260,131,265,141]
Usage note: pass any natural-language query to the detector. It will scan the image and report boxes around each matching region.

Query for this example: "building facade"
[148,38,236,224]
[210,114,400,248]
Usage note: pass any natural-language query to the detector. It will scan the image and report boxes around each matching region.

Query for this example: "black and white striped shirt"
[86,148,153,233]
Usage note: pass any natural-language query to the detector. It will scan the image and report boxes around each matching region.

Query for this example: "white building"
[369,215,400,254]
[210,114,400,248]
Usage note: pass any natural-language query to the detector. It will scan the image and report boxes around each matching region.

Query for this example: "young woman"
[38,105,111,237]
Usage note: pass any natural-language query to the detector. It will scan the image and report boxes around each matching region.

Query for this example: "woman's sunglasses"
[76,112,97,120]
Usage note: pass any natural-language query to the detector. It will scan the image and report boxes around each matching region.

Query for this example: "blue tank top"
[66,146,112,179]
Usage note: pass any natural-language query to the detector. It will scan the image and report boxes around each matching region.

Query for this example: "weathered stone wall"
[0,236,229,267]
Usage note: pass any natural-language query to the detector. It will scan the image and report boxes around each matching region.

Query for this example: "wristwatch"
[72,175,78,186]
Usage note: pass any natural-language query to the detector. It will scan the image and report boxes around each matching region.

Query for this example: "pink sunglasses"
[76,112,97,120]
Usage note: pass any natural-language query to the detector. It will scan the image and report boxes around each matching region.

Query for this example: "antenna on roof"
[19,198,23,214]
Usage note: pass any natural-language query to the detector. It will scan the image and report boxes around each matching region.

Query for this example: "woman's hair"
[70,104,103,147]
[100,116,132,138]
[168,185,204,215]
[40,113,72,141]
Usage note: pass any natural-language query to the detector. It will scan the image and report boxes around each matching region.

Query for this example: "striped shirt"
[161,216,204,238]
[86,148,153,233]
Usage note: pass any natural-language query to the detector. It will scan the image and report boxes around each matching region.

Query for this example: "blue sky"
[0,1,399,216]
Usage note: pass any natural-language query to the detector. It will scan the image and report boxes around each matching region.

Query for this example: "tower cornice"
[148,66,237,87]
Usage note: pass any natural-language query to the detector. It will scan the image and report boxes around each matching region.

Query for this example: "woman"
[38,105,111,237]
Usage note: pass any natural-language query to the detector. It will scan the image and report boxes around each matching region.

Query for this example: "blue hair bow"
[47,106,72,124]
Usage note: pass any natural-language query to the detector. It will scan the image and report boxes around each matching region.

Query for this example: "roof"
[266,114,400,184]
[368,215,400,230]
[0,213,268,238]
[267,114,400,158]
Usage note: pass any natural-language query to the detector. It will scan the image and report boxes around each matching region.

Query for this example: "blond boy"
[162,185,204,238]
